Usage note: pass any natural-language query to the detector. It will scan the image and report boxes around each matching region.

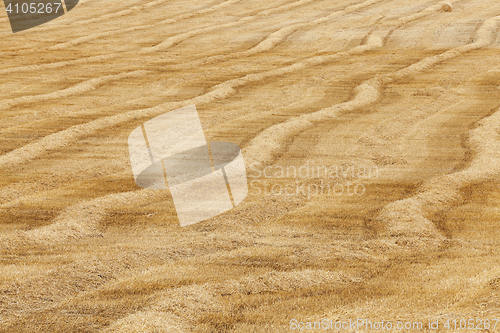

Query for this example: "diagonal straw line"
[140,124,154,164]
[60,0,68,13]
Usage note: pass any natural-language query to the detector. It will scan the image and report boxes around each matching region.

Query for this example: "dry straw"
[104,270,356,332]
[0,70,148,111]
[2,1,487,251]
[376,15,500,248]
[0,0,451,172]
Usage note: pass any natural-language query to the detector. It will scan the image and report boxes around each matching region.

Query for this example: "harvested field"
[1,0,500,332]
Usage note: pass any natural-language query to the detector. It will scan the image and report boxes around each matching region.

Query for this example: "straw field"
[1,0,500,331]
